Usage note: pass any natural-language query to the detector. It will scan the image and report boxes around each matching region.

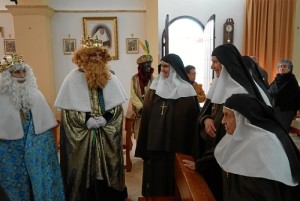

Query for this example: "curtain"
[244,0,297,83]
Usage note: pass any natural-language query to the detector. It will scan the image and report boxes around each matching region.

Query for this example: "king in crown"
[0,52,24,73]
[80,35,103,48]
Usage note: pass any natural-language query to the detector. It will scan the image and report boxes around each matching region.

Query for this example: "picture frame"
[4,39,16,55]
[63,38,76,54]
[126,38,139,54]
[83,16,119,60]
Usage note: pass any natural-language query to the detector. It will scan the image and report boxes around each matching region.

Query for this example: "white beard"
[0,67,37,112]
[10,78,34,112]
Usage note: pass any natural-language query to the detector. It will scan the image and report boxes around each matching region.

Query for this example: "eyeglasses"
[278,65,288,69]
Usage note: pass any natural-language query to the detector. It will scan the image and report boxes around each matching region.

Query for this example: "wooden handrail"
[174,153,216,201]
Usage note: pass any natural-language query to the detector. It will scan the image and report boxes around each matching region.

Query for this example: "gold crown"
[0,52,24,73]
[80,35,103,48]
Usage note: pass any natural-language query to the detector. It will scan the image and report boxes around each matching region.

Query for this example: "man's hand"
[94,116,107,127]
[86,117,100,129]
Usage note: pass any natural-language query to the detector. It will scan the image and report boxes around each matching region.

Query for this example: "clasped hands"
[86,116,107,129]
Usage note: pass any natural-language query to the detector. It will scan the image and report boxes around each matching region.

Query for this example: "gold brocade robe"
[130,74,154,138]
[59,89,125,201]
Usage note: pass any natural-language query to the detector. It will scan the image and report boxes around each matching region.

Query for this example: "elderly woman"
[183,44,271,201]
[215,93,300,201]
[135,53,200,196]
[269,59,300,132]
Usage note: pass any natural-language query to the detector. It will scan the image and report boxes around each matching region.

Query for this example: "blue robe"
[0,111,65,201]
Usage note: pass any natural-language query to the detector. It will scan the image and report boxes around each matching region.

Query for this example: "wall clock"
[223,18,234,44]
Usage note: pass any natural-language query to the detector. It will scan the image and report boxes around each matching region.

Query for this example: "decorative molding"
[5,5,54,17]
[6,5,54,11]
[55,10,146,13]
[1,9,146,13]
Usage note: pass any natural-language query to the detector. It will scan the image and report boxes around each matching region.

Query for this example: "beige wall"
[146,0,158,74]
[6,4,56,111]
[293,0,300,80]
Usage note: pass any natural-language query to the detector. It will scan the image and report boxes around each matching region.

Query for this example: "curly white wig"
[0,62,37,112]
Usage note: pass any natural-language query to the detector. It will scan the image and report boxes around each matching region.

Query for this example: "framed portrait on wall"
[83,16,118,60]
[4,39,16,55]
[63,38,76,54]
[126,38,139,54]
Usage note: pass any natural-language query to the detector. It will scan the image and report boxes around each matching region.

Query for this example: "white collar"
[55,69,128,112]
[150,65,196,99]
[215,110,297,186]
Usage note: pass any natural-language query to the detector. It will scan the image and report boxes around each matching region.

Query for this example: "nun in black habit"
[135,53,200,196]
[184,44,272,201]
[215,93,300,201]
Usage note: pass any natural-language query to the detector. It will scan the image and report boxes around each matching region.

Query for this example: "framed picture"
[63,38,76,54]
[126,38,139,54]
[4,39,16,55]
[83,16,118,60]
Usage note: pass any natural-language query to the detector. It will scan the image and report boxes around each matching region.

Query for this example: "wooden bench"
[123,116,134,172]
[138,153,216,201]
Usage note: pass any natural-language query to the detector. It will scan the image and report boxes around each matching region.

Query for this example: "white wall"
[50,0,147,110]
[0,12,15,56]
[0,1,15,58]
[0,0,15,9]
[52,12,146,102]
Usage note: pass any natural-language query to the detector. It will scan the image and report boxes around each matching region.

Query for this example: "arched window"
[162,15,215,93]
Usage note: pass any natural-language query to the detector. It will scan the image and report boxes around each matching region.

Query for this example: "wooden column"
[6,0,56,111]
[146,0,159,74]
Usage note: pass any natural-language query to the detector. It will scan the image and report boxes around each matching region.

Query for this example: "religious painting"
[83,16,119,60]
[63,38,76,55]
[126,38,139,54]
[4,39,16,55]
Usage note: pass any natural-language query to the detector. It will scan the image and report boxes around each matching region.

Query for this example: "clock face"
[226,24,233,32]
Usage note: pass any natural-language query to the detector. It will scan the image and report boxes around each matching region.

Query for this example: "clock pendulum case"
[223,18,234,44]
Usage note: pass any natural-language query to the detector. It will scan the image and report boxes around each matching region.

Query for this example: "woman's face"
[160,61,170,78]
[278,64,290,74]
[221,107,236,135]
[211,56,222,77]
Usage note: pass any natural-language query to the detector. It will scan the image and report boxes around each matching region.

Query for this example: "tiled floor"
[125,138,143,201]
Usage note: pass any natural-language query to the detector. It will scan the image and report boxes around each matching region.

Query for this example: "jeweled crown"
[80,35,103,48]
[0,52,24,73]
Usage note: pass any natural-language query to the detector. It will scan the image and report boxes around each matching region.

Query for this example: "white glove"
[94,116,107,127]
[86,117,100,129]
